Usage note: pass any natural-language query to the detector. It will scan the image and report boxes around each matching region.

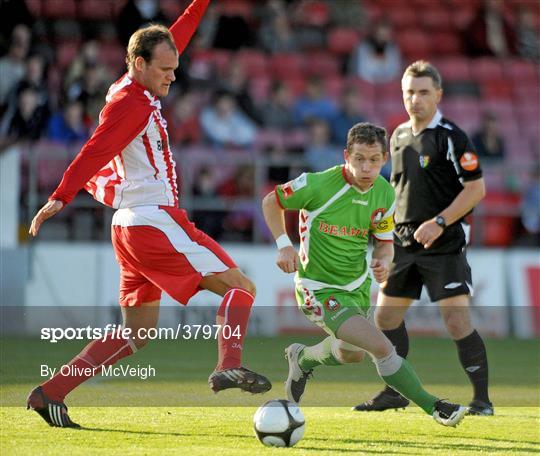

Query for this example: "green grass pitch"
[1,336,539,455]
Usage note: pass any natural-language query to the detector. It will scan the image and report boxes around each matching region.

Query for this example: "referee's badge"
[419,155,430,168]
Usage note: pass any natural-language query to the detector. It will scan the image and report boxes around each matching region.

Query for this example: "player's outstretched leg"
[284,343,313,403]
[353,322,410,412]
[26,386,80,428]
[208,287,271,394]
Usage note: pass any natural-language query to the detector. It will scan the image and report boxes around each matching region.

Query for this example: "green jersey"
[276,165,395,291]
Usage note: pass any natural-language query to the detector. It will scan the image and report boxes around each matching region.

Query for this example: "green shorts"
[294,278,372,336]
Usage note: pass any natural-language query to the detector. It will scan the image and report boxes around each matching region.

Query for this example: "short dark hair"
[126,24,177,69]
[402,60,442,89]
[346,123,387,153]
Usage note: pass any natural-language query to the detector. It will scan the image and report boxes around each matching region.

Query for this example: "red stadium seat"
[295,1,330,27]
[236,50,268,78]
[481,79,513,100]
[396,30,432,61]
[505,59,539,83]
[220,0,253,21]
[281,76,306,98]
[189,49,231,79]
[420,7,452,31]
[78,0,113,20]
[433,57,471,80]
[481,191,521,247]
[327,28,360,56]
[304,52,339,77]
[42,0,76,18]
[387,8,418,30]
[431,32,462,56]
[270,54,305,80]
[470,58,503,81]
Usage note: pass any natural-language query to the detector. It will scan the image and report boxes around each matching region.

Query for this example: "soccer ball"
[253,399,305,447]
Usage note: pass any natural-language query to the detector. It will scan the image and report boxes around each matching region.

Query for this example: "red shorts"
[111,206,237,307]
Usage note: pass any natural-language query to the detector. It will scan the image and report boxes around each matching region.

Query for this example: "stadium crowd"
[0,0,538,245]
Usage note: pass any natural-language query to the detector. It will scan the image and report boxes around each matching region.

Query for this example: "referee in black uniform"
[353,61,493,415]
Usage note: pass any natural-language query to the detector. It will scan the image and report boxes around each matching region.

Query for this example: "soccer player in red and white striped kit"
[26,0,271,428]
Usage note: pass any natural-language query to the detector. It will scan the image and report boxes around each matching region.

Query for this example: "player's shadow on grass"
[79,427,254,440]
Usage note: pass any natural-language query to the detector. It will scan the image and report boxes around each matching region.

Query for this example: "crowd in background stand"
[0,0,538,245]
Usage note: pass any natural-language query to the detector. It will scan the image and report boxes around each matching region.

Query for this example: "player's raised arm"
[169,0,210,54]
[262,190,298,274]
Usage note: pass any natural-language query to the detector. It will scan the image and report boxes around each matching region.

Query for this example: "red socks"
[41,331,135,402]
[215,288,254,370]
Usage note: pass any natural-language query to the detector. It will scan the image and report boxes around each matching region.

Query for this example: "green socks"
[298,337,342,371]
[379,356,438,414]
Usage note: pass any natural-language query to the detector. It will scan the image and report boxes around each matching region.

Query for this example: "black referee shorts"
[382,243,473,303]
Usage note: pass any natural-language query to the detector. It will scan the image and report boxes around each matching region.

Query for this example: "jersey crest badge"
[281,173,307,199]
[370,208,386,226]
[324,296,340,312]
[460,152,479,171]
[419,155,430,168]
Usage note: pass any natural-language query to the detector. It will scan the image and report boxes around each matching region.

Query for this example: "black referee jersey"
[390,110,483,226]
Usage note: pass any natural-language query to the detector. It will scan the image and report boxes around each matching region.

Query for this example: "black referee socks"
[455,329,491,403]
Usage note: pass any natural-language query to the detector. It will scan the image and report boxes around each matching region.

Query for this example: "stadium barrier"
[2,243,538,339]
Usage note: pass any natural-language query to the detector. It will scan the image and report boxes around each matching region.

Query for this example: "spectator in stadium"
[293,76,337,126]
[0,84,48,149]
[472,112,506,162]
[117,0,168,45]
[165,91,201,145]
[331,85,367,145]
[464,0,518,58]
[520,164,540,243]
[218,165,256,242]
[0,24,31,111]
[353,61,493,416]
[3,53,50,128]
[261,82,294,131]
[258,10,299,54]
[26,0,271,429]
[200,90,257,148]
[66,62,112,125]
[191,165,225,240]
[328,0,366,28]
[304,118,342,172]
[46,100,89,144]
[516,5,540,61]
[219,62,262,125]
[210,2,254,50]
[349,18,401,84]
[262,122,469,428]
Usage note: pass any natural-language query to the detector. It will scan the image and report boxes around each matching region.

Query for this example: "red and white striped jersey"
[49,0,209,209]
[83,74,179,208]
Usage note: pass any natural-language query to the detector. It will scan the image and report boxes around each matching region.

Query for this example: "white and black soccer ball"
[253,399,305,447]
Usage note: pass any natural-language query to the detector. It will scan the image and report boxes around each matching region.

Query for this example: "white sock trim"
[374,347,403,377]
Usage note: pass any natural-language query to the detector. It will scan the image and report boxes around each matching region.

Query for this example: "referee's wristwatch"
[435,215,447,230]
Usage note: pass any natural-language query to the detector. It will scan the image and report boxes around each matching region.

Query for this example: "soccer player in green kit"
[262,122,467,427]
